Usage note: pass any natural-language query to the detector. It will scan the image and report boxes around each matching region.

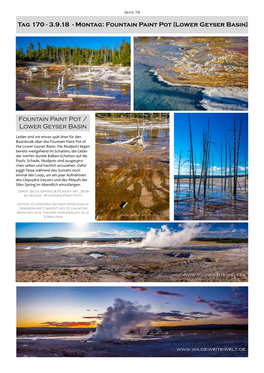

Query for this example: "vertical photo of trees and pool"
[16,36,131,111]
[174,113,248,220]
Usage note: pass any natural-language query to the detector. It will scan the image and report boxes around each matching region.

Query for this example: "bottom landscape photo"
[17,286,248,357]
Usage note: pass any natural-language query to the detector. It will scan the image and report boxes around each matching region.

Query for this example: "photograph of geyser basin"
[95,113,170,221]
[174,113,248,220]
[16,222,248,282]
[16,36,131,111]
[17,286,248,357]
[134,37,248,111]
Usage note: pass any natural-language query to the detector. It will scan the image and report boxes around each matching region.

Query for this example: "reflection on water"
[174,178,248,220]
[96,119,170,221]
[134,62,204,111]
[17,331,248,357]
[97,122,170,155]
[17,334,93,341]
[16,65,130,111]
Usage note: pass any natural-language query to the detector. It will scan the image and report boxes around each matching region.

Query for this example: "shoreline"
[134,37,248,111]
[151,69,248,111]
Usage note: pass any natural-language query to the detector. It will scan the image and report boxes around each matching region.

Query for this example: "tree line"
[16,40,131,66]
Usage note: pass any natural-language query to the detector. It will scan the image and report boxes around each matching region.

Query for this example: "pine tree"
[119,42,131,66]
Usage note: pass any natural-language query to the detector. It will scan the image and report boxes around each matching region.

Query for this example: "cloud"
[113,229,146,237]
[230,290,248,301]
[238,166,248,172]
[191,225,248,239]
[150,310,219,322]
[154,291,185,298]
[189,311,219,316]
[128,286,149,292]
[80,229,146,238]
[40,321,95,327]
[152,311,191,321]
[174,164,248,176]
[195,296,248,319]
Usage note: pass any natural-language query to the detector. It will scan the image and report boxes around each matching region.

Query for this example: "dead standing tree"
[212,152,214,192]
[203,124,212,199]
[177,150,182,193]
[244,151,247,195]
[229,142,232,193]
[197,121,213,200]
[189,115,196,200]
[233,114,243,198]
[221,141,223,192]
[224,135,227,192]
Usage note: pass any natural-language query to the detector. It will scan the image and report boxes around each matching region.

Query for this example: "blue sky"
[17,286,248,327]
[16,222,248,239]
[16,36,130,52]
[174,113,248,176]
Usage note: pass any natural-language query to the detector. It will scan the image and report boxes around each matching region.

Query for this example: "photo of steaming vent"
[16,37,131,111]
[95,113,170,221]
[16,222,248,282]
[174,113,248,220]
[17,286,248,357]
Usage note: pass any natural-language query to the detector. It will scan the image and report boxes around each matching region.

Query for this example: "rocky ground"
[16,241,248,282]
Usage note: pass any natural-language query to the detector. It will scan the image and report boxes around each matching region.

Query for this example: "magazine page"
[1,1,262,372]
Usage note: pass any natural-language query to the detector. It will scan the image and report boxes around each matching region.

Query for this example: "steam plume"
[139,224,203,248]
[91,298,151,341]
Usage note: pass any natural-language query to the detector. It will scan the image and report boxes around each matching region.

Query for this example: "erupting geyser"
[90,298,151,341]
[139,223,204,248]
